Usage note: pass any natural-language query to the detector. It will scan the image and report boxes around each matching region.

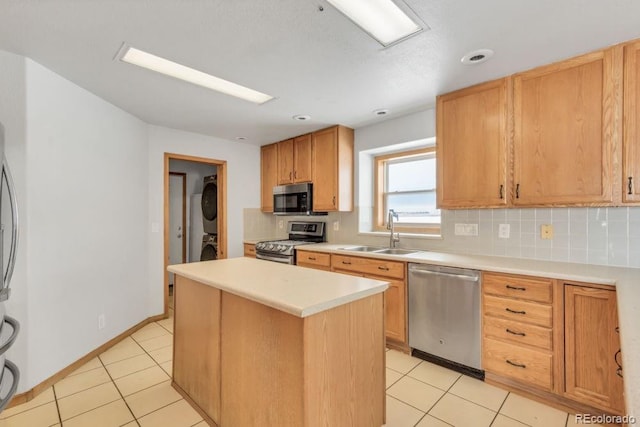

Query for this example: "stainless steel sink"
[338,246,420,255]
[339,246,385,252]
[372,248,420,255]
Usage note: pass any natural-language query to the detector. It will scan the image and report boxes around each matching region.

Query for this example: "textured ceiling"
[1,0,640,145]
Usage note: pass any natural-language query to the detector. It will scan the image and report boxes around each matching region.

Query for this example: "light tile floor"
[1,307,597,427]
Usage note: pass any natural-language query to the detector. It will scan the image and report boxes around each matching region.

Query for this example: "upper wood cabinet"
[277,134,312,184]
[260,143,278,212]
[512,49,618,206]
[564,285,624,414]
[311,125,354,212]
[624,40,640,203]
[436,78,509,208]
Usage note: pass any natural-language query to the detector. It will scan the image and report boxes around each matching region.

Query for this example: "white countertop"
[167,257,389,318]
[301,243,640,419]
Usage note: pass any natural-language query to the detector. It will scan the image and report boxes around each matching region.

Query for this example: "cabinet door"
[293,134,312,183]
[382,278,406,343]
[312,127,339,211]
[564,285,624,413]
[260,143,278,212]
[624,40,640,202]
[277,139,294,184]
[436,78,509,208]
[513,49,617,205]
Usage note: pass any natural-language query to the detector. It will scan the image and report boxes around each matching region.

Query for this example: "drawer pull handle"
[308,257,316,261]
[505,285,526,291]
[342,261,351,265]
[506,328,526,337]
[506,360,526,369]
[378,266,390,271]
[505,308,526,315]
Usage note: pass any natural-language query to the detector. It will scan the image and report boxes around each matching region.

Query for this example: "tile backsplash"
[243,207,640,268]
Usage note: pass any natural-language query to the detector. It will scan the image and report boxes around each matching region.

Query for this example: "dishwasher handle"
[409,267,479,282]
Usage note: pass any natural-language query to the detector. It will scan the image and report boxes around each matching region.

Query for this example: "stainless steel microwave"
[273,183,326,215]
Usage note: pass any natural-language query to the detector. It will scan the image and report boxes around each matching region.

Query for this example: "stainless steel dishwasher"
[408,263,483,378]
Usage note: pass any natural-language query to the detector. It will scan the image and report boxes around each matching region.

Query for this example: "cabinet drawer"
[296,250,330,268]
[483,273,553,303]
[484,295,552,328]
[483,338,552,390]
[331,255,405,279]
[243,244,256,258]
[483,316,552,351]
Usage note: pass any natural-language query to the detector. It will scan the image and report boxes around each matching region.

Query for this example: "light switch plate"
[498,223,510,239]
[333,220,340,231]
[454,223,478,236]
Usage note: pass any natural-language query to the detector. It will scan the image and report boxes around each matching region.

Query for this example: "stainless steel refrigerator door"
[0,156,19,301]
[408,264,482,370]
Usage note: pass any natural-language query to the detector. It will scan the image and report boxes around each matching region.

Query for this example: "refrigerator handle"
[1,159,19,297]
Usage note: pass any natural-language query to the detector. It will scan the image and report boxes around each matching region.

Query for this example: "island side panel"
[303,292,385,427]
[220,292,305,427]
[173,276,221,424]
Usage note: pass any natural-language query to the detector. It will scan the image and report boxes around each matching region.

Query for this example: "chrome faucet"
[387,209,400,248]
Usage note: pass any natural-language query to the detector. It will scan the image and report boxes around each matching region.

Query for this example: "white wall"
[0,50,29,388]
[23,59,149,390]
[147,126,260,315]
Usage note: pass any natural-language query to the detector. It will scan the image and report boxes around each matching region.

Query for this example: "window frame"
[373,146,440,235]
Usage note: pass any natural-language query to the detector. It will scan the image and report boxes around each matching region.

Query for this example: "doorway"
[164,153,227,316]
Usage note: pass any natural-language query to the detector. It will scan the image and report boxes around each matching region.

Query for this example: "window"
[374,147,440,234]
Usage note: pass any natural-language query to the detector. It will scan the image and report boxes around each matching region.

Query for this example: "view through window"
[374,147,440,234]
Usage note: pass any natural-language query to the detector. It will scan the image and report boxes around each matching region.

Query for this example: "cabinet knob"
[499,184,504,199]
[332,196,336,206]
[378,266,390,271]
[308,256,316,261]
[506,328,526,337]
[628,177,633,195]
[506,284,526,291]
[289,171,292,180]
[294,170,297,179]
[515,183,520,199]
[505,307,526,315]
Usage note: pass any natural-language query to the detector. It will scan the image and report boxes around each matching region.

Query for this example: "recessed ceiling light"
[292,115,311,121]
[373,109,389,116]
[116,45,274,104]
[326,0,423,47]
[235,136,247,141]
[461,49,494,65]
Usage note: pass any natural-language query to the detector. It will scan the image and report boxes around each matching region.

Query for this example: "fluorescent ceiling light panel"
[326,0,422,46]
[119,46,273,104]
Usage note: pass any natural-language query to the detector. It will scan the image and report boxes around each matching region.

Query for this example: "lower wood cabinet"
[482,272,624,415]
[296,250,331,271]
[330,254,407,347]
[564,285,625,413]
[243,243,256,258]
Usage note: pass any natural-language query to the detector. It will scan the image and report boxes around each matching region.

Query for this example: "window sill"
[357,231,443,240]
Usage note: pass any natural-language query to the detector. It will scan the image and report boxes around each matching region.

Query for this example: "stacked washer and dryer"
[199,175,218,261]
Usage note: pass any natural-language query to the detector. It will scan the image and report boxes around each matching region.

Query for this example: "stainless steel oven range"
[255,221,325,264]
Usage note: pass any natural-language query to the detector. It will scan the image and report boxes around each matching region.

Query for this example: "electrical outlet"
[333,220,339,231]
[278,220,284,229]
[498,223,510,239]
[454,223,478,236]
[541,224,554,240]
[98,314,106,330]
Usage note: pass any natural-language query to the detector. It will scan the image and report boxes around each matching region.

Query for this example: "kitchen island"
[167,257,389,427]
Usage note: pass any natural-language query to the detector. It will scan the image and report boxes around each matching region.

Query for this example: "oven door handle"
[255,253,293,264]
